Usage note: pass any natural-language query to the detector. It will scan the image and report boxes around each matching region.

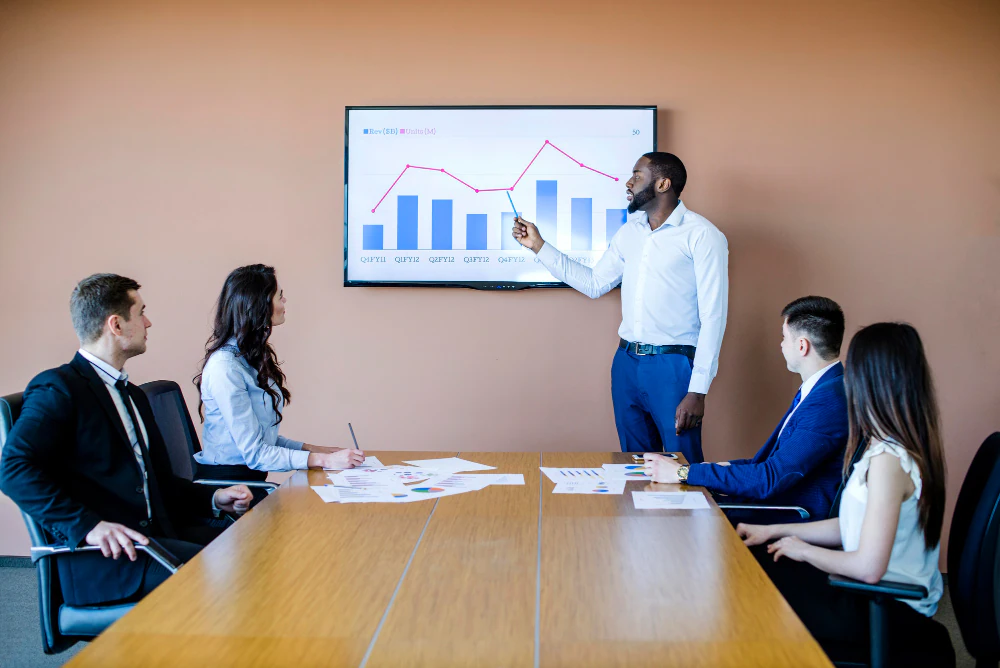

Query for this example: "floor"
[0,563,977,667]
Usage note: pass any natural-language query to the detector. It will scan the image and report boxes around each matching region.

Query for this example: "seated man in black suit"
[0,273,252,606]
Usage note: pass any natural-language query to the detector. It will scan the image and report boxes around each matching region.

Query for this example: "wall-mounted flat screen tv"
[344,105,656,289]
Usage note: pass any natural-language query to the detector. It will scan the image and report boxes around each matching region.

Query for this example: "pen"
[348,422,360,450]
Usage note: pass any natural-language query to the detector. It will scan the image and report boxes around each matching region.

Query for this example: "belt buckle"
[634,342,649,356]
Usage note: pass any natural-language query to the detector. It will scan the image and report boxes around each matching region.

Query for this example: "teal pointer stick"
[506,191,519,218]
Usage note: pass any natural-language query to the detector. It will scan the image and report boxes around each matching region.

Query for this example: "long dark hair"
[843,322,946,549]
[194,264,290,423]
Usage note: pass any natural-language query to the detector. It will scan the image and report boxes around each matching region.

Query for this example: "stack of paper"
[311,457,523,504]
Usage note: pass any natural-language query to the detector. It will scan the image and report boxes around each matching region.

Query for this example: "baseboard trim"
[0,556,33,568]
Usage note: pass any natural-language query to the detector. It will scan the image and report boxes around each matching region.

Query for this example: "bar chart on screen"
[345,107,655,286]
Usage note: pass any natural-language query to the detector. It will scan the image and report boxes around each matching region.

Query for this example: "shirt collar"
[78,348,128,387]
[799,360,840,402]
[642,200,688,232]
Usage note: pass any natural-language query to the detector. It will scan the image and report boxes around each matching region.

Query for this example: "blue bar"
[536,180,557,242]
[362,225,383,250]
[501,212,520,250]
[432,200,453,250]
[466,214,487,250]
[570,198,593,251]
[606,209,627,248]
[397,196,418,250]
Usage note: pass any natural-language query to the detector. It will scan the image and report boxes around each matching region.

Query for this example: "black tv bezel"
[343,105,657,290]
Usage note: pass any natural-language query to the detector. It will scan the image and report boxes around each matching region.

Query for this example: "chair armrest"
[30,543,181,575]
[717,504,810,519]
[194,479,278,493]
[828,574,928,600]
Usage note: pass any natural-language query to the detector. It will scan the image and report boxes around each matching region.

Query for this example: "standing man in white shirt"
[512,152,728,463]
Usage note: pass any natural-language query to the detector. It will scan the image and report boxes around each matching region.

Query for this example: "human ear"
[799,337,811,357]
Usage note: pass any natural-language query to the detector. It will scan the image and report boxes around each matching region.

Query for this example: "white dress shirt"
[77,349,152,519]
[535,201,729,393]
[777,360,841,439]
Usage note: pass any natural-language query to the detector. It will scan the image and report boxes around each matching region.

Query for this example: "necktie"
[776,389,804,443]
[114,378,152,520]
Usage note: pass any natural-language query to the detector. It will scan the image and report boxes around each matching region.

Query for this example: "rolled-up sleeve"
[205,357,309,472]
[688,227,729,394]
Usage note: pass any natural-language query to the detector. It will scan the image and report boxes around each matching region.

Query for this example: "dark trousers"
[610,347,704,463]
[134,536,204,599]
[196,462,270,506]
[752,546,955,666]
[720,505,812,527]
[60,529,212,606]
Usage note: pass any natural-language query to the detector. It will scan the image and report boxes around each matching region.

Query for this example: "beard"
[627,183,656,214]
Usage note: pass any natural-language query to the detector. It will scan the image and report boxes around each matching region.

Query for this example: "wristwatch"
[677,465,690,483]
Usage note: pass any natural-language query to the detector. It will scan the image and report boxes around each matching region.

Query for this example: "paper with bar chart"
[345,107,655,286]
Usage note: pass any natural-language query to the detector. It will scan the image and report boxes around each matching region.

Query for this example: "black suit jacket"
[0,353,215,604]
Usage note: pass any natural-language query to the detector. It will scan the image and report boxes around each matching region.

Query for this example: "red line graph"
[369,140,620,213]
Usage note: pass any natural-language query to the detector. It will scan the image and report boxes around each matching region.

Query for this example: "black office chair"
[1,392,180,654]
[945,431,1000,667]
[827,433,1000,668]
[139,380,277,496]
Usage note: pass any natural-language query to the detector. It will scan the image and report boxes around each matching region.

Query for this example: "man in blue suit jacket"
[645,296,848,520]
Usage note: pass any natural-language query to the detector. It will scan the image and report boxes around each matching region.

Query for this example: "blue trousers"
[610,347,704,463]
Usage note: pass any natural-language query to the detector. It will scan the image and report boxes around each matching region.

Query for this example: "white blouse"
[839,439,943,616]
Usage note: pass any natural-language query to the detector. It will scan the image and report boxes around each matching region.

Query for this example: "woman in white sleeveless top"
[737,323,954,665]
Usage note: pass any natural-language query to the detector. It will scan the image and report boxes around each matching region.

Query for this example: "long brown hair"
[194,264,290,424]
[843,322,946,549]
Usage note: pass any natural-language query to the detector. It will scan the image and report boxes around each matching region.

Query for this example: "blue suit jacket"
[686,363,849,519]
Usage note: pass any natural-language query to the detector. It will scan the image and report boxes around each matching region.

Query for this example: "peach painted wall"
[0,0,997,562]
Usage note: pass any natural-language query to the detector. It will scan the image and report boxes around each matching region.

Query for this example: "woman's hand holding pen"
[307,448,365,469]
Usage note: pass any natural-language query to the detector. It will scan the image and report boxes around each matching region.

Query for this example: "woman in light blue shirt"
[193,264,364,484]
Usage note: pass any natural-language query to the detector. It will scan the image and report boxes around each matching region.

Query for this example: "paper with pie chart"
[312,458,520,504]
[600,464,654,481]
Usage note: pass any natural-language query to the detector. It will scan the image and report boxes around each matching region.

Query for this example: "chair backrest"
[139,380,202,481]
[0,392,23,451]
[0,392,76,654]
[827,438,868,519]
[946,431,1000,662]
[0,395,44,547]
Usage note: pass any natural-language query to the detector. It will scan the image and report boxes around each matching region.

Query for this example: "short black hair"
[70,273,141,343]
[781,296,845,360]
[641,152,687,196]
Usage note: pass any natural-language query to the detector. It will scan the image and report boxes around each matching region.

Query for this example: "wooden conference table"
[68,452,831,667]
